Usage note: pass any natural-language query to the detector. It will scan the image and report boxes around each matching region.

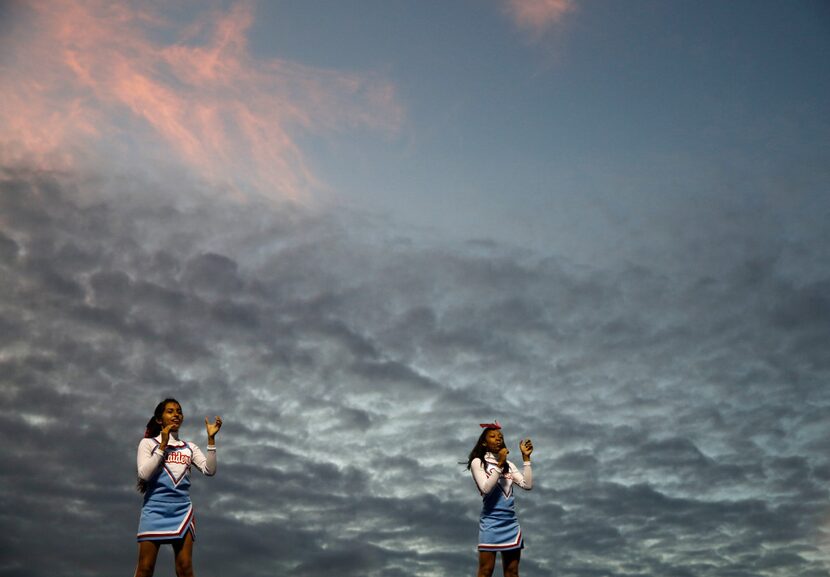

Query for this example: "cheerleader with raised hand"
[467,421,534,577]
[134,398,223,577]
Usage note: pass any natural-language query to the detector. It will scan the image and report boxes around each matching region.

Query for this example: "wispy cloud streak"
[0,0,403,200]
[502,0,575,39]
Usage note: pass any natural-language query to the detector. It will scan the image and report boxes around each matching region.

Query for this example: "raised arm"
[190,442,216,476]
[137,423,178,480]
[471,458,502,495]
[508,460,533,490]
[137,438,164,480]
[192,415,222,476]
[511,438,533,490]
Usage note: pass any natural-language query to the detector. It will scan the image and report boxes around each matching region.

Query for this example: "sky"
[1,1,829,576]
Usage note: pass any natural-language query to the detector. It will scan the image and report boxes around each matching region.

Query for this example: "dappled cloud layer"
[1,164,828,576]
[1,1,829,576]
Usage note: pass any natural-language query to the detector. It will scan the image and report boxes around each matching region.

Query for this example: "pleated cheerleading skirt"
[478,513,524,552]
[137,500,196,542]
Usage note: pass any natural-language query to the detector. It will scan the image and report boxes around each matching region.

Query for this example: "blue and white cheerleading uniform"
[471,453,532,551]
[136,433,216,542]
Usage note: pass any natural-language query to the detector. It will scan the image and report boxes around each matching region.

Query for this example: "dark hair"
[143,398,180,438]
[137,398,180,493]
[466,427,497,470]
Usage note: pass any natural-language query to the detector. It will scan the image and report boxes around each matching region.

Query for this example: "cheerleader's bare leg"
[501,549,521,577]
[172,531,196,577]
[477,551,497,577]
[134,541,161,577]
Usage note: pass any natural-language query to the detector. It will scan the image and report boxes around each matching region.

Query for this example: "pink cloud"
[0,0,403,201]
[502,0,575,39]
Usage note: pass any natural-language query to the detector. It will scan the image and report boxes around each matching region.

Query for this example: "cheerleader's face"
[157,402,184,431]
[483,429,505,453]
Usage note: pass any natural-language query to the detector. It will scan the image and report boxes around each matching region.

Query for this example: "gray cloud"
[1,162,829,577]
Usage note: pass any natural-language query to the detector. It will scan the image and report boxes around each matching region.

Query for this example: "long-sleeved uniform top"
[471,452,532,513]
[137,433,215,502]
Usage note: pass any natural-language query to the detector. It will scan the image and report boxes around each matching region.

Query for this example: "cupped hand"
[519,438,533,460]
[160,424,175,449]
[205,416,223,439]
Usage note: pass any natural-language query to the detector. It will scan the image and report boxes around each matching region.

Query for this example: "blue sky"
[241,0,830,263]
[1,1,829,576]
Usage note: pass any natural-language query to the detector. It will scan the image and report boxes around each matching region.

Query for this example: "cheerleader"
[134,398,223,577]
[467,421,533,577]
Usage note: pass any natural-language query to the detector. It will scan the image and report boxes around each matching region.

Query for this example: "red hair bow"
[479,420,501,429]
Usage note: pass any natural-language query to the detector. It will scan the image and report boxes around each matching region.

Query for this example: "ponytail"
[137,398,179,493]
[144,415,161,438]
[466,427,496,470]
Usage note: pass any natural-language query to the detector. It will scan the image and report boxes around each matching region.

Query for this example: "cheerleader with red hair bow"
[466,421,534,577]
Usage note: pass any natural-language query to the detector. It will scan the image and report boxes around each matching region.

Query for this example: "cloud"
[2,2,828,575]
[0,0,403,201]
[2,162,829,576]
[501,0,575,39]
